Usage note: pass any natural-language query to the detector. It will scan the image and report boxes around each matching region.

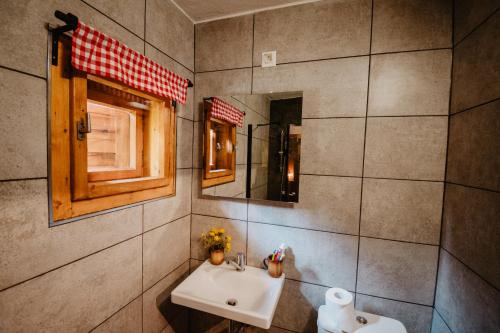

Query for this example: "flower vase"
[209,248,224,265]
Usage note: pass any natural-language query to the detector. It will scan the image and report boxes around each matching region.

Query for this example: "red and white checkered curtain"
[71,21,189,105]
[210,97,245,127]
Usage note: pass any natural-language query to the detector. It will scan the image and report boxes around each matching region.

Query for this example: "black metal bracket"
[51,10,78,66]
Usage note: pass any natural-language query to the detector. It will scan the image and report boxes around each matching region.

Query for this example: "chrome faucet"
[227,252,246,271]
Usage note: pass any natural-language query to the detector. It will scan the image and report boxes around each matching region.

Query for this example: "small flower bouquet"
[201,227,232,265]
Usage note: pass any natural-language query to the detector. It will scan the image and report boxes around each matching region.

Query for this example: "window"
[202,100,236,188]
[50,37,175,222]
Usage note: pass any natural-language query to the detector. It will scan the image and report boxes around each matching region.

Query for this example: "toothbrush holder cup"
[263,255,284,278]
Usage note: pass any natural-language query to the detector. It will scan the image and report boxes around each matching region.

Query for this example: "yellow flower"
[226,243,231,251]
[214,235,221,241]
[209,231,215,237]
[226,236,232,241]
[218,228,225,234]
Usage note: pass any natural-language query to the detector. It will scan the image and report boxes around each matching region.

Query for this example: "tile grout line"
[192,212,441,246]
[0,234,143,293]
[90,258,191,333]
[79,0,194,74]
[453,5,500,48]
[440,247,500,294]
[89,293,143,332]
[450,96,500,117]
[433,0,455,308]
[193,46,452,74]
[433,307,455,333]
[0,64,46,81]
[354,0,375,302]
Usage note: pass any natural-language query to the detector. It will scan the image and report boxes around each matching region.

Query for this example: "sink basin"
[171,260,285,329]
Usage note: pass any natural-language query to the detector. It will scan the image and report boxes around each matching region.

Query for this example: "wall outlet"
[262,51,276,67]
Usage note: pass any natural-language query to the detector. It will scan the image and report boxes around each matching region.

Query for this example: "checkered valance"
[71,21,189,104]
[210,97,245,127]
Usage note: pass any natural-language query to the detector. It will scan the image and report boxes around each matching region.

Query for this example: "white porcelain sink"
[171,260,285,329]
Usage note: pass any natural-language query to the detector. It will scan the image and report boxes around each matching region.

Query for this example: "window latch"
[77,113,91,140]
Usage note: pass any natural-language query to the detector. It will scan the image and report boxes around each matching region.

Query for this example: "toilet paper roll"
[325,288,355,332]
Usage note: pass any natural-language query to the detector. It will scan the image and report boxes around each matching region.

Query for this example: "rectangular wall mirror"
[201,92,302,203]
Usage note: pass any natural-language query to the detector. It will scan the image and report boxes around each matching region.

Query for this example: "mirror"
[201,92,302,203]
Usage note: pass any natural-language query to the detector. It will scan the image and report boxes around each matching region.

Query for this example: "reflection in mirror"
[201,92,302,203]
[201,98,238,189]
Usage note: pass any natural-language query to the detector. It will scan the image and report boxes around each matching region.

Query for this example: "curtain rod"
[50,10,194,87]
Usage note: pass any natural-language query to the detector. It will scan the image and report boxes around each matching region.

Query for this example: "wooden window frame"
[202,101,236,188]
[50,37,176,222]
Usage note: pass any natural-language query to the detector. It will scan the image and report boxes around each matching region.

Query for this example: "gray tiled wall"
[433,1,500,333]
[0,0,195,332]
[191,1,452,332]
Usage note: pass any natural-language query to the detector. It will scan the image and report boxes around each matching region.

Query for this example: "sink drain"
[226,298,238,306]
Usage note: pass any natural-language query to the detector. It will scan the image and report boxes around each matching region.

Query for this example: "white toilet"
[317,288,407,333]
[317,305,407,333]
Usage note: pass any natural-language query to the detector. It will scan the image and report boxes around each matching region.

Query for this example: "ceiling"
[172,0,322,23]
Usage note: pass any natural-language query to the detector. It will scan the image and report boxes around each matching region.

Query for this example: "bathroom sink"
[171,260,285,329]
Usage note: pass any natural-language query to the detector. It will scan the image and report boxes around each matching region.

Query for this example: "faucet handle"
[237,252,246,265]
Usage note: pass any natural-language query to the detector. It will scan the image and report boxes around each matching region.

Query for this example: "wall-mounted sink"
[171,260,285,329]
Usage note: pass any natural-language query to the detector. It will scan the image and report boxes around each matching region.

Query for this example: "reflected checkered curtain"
[210,97,245,127]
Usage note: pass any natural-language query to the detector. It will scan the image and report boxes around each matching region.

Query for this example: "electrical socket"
[262,51,276,67]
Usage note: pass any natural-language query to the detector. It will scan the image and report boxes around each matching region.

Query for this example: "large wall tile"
[195,15,253,72]
[454,0,500,43]
[361,178,443,244]
[84,0,145,37]
[192,169,248,220]
[194,69,252,121]
[364,117,448,181]
[146,0,194,70]
[177,117,194,169]
[247,223,358,289]
[442,184,500,289]
[143,169,192,231]
[190,214,247,260]
[451,11,500,113]
[248,175,361,234]
[143,261,189,333]
[357,237,438,305]
[145,44,194,120]
[431,309,452,333]
[447,101,500,191]
[372,0,452,53]
[368,50,452,116]
[0,0,144,77]
[0,68,46,180]
[435,250,500,333]
[301,118,365,176]
[143,216,190,290]
[272,279,328,332]
[252,57,369,118]
[355,294,433,333]
[253,0,371,64]
[93,296,143,333]
[0,237,142,332]
[0,179,143,290]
